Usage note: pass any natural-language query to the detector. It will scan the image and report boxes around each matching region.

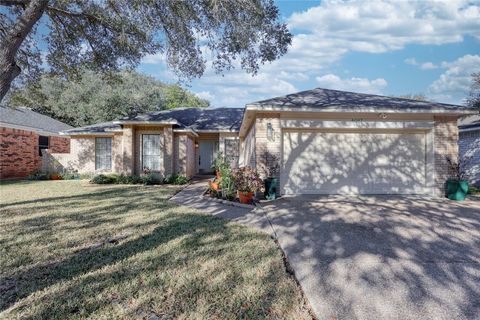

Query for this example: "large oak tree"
[0,0,292,102]
[9,69,210,127]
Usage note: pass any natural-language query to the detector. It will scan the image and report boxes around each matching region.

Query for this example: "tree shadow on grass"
[0,184,308,319]
[2,213,301,319]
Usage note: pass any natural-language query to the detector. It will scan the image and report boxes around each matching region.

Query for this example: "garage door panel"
[281,131,426,195]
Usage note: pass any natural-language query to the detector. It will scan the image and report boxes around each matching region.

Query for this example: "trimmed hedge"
[89,173,189,186]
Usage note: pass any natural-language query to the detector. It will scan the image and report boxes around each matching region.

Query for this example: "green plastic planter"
[446,179,469,201]
[264,178,278,200]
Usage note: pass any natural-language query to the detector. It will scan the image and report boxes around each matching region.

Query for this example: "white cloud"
[140,0,479,107]
[405,58,418,66]
[142,53,166,64]
[420,62,438,70]
[316,74,388,94]
[428,54,480,103]
[195,91,214,101]
[288,1,480,55]
[191,67,298,107]
[404,58,438,70]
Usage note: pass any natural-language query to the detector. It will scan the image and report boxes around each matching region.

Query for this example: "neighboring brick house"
[0,106,72,179]
[57,88,476,197]
[459,114,480,187]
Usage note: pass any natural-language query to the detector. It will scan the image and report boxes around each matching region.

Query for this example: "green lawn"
[0,180,311,319]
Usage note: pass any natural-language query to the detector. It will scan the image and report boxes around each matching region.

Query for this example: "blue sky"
[139,0,480,107]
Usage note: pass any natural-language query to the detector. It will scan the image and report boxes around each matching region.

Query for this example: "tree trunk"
[0,0,49,103]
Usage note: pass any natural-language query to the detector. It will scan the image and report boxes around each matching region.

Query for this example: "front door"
[199,141,215,173]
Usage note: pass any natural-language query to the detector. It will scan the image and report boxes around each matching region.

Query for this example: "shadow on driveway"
[262,196,480,320]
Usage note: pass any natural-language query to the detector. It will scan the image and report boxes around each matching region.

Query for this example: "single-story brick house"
[459,114,480,187]
[0,106,72,179]
[58,88,477,196]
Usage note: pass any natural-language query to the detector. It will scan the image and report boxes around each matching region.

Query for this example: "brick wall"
[0,127,70,179]
[433,117,459,196]
[164,127,174,176]
[50,136,70,153]
[459,128,480,186]
[255,113,281,179]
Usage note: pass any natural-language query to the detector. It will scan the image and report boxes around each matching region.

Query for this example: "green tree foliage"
[9,70,209,127]
[0,0,292,102]
[466,73,480,109]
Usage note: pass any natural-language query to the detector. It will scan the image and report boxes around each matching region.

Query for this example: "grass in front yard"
[0,180,310,319]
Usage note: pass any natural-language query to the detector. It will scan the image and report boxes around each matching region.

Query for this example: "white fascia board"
[173,128,199,137]
[0,122,62,136]
[459,126,480,133]
[245,104,478,115]
[112,120,179,125]
[61,132,116,136]
[281,119,435,130]
[194,129,239,133]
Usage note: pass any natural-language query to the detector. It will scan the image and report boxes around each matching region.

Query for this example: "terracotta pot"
[210,180,219,191]
[50,173,62,180]
[238,191,254,204]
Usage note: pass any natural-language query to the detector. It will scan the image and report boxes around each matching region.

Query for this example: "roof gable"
[247,87,473,113]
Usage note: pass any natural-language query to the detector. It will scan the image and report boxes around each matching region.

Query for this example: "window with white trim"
[95,137,112,171]
[142,134,161,171]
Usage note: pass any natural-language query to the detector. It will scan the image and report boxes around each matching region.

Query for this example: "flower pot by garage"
[238,191,254,204]
[264,178,278,200]
[210,180,220,191]
[446,179,469,201]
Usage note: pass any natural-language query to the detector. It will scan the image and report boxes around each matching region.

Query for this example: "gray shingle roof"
[63,107,244,134]
[62,122,122,135]
[459,114,480,130]
[246,87,473,113]
[0,106,72,134]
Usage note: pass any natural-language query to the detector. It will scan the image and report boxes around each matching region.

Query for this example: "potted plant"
[212,151,224,179]
[446,156,471,201]
[233,167,263,204]
[219,162,235,200]
[209,178,220,191]
[50,172,62,180]
[262,152,280,200]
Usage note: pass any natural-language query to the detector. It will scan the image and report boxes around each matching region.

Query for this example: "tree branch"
[0,0,47,102]
[46,6,102,23]
[0,0,29,6]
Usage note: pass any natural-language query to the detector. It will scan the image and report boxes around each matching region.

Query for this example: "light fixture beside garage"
[378,113,388,119]
[267,122,275,141]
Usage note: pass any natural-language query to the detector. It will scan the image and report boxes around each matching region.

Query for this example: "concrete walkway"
[169,178,274,235]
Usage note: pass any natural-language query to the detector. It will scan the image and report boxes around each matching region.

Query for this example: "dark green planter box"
[446,179,469,201]
[264,178,278,200]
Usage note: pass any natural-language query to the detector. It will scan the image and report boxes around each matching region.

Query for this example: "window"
[95,137,112,171]
[39,135,49,156]
[142,134,161,171]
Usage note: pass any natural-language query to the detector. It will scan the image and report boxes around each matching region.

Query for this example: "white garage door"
[281,130,427,195]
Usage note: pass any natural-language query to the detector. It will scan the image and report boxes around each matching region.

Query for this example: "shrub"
[61,172,80,180]
[90,174,118,184]
[90,173,165,185]
[141,172,162,185]
[468,186,480,195]
[28,172,50,180]
[232,167,263,194]
[164,173,189,185]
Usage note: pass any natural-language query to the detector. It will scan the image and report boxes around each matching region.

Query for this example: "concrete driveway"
[261,196,480,320]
